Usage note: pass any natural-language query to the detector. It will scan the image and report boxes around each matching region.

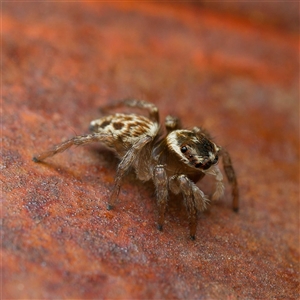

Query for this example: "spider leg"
[107,135,153,210]
[164,115,182,132]
[101,99,159,123]
[170,175,209,240]
[193,127,238,209]
[32,133,111,162]
[177,175,197,240]
[220,148,239,212]
[153,165,168,231]
[203,166,225,201]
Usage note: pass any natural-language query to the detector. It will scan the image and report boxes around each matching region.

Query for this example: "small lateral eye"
[181,146,188,153]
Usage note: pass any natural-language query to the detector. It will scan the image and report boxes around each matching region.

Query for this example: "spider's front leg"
[203,165,225,201]
[193,126,239,211]
[108,135,153,210]
[153,165,169,231]
[220,148,239,212]
[170,175,209,240]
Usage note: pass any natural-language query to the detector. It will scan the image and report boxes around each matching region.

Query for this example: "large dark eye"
[181,146,188,153]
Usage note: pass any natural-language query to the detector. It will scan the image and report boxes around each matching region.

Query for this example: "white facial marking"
[209,151,214,160]
[166,130,189,163]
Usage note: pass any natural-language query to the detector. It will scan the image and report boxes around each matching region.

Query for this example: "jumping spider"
[33,99,239,240]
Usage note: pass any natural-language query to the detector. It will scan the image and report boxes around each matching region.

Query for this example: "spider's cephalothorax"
[33,99,239,240]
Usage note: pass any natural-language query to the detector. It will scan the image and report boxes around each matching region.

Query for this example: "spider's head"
[166,129,220,171]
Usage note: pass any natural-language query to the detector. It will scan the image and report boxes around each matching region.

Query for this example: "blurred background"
[2,2,299,299]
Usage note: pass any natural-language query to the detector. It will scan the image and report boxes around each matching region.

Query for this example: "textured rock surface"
[2,3,299,299]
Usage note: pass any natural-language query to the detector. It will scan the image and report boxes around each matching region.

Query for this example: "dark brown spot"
[100,120,111,128]
[123,116,133,121]
[127,123,135,129]
[113,122,124,130]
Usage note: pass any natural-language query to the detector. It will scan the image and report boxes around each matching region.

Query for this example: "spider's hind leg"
[32,133,111,162]
[101,99,159,122]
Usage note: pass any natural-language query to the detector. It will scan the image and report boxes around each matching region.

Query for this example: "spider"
[33,99,239,240]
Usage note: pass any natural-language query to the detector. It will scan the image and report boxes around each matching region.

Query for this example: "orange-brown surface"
[2,3,299,299]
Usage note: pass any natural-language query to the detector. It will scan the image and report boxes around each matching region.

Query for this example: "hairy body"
[33,99,239,240]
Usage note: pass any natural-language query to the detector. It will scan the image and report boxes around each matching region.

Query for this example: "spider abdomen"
[89,113,159,156]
